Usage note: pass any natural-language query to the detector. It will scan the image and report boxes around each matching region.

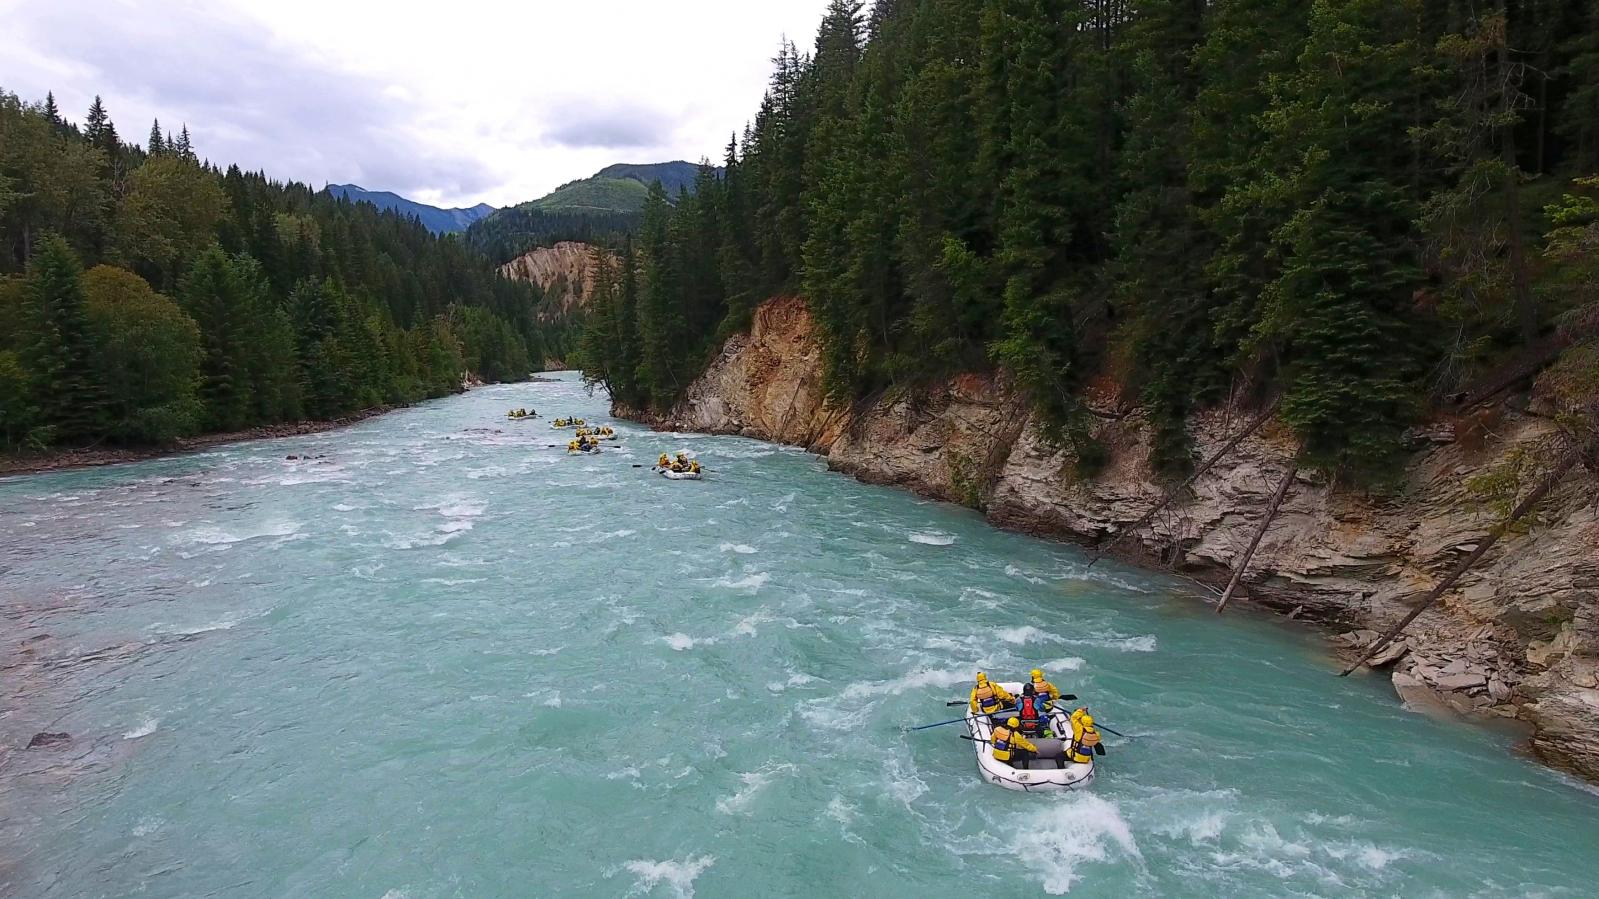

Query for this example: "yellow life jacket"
[1068,716,1099,764]
[991,724,1016,761]
[972,682,1001,712]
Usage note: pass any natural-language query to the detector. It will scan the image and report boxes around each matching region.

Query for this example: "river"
[2,372,1595,898]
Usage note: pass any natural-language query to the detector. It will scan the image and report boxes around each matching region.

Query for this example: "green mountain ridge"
[464,160,720,265]
[524,160,713,216]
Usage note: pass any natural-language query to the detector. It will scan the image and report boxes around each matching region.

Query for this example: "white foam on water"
[131,817,163,837]
[1012,795,1142,895]
[772,492,795,513]
[872,667,970,696]
[605,766,641,781]
[1153,809,1229,844]
[909,532,956,546]
[1320,841,1412,871]
[420,577,485,586]
[1063,634,1157,653]
[766,673,818,692]
[1005,564,1047,585]
[663,633,700,651]
[881,755,929,806]
[185,519,301,546]
[718,543,758,554]
[170,618,238,636]
[542,693,562,708]
[332,503,355,512]
[591,529,638,542]
[382,530,465,550]
[712,572,769,592]
[614,851,716,889]
[825,796,855,824]
[378,890,408,899]
[439,501,486,518]
[122,718,160,740]
[994,625,1062,645]
[798,701,873,731]
[438,520,474,535]
[1042,656,1087,672]
[715,763,796,814]
[620,855,714,899]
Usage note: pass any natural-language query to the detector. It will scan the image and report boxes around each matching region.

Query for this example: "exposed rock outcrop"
[637,296,1599,782]
[499,241,614,320]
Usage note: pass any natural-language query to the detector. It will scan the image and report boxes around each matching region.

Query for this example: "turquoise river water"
[2,372,1596,898]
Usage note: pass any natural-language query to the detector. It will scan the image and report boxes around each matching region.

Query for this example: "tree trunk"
[1087,396,1281,569]
[1216,463,1298,614]
[1339,446,1585,676]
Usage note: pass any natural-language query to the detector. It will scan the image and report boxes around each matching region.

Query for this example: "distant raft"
[551,417,587,429]
[658,467,702,480]
[965,682,1094,792]
[567,440,601,454]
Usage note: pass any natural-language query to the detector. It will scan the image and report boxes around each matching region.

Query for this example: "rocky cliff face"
[499,241,613,320]
[638,295,1599,782]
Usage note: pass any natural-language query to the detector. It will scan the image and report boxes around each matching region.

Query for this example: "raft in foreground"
[965,682,1094,792]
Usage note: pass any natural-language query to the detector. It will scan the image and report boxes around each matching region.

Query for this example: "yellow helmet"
[1080,715,1094,727]
[1006,717,1020,728]
[1031,668,1043,680]
[975,672,987,683]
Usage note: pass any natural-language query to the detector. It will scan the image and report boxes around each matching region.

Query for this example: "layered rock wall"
[500,241,613,321]
[639,296,1599,780]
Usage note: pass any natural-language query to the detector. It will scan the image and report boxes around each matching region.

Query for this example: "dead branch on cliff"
[1086,396,1282,570]
[1216,462,1300,614]
[1340,442,1591,675]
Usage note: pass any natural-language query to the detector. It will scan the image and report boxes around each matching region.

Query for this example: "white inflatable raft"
[964,682,1094,792]
[657,468,702,480]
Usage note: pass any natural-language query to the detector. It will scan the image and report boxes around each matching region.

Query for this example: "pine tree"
[1109,0,1214,473]
[83,95,119,158]
[180,246,252,429]
[1191,0,1311,374]
[175,125,194,161]
[1556,2,1599,169]
[21,235,106,442]
[637,181,686,408]
[43,92,59,126]
[84,96,108,142]
[1262,0,1430,478]
[148,119,164,155]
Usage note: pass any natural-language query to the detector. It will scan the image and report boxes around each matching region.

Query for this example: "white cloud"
[0,0,830,207]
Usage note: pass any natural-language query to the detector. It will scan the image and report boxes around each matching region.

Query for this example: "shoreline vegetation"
[2,90,571,461]
[0,402,403,478]
[0,373,569,478]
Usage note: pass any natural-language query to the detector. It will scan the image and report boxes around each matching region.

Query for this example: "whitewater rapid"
[2,372,1596,898]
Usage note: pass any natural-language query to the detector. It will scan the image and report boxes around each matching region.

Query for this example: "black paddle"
[945,692,1076,708]
[907,708,1017,732]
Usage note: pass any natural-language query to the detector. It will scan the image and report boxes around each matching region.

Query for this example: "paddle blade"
[1094,743,1106,756]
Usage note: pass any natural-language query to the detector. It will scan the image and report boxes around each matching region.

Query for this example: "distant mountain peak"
[325,184,496,235]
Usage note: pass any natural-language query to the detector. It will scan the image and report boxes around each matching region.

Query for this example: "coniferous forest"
[578,0,1599,483]
[0,90,564,454]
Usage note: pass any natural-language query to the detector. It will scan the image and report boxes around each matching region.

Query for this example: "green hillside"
[529,176,652,214]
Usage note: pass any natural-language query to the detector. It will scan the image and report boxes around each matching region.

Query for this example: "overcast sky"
[1,0,830,208]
